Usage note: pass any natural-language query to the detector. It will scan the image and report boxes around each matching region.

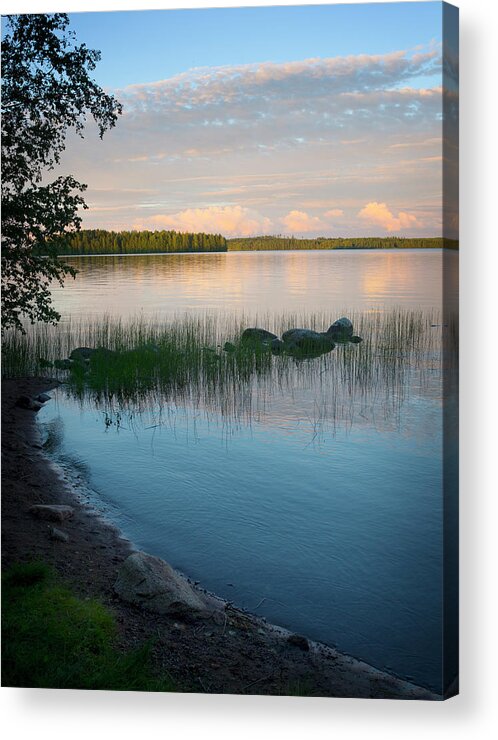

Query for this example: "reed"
[2,308,452,430]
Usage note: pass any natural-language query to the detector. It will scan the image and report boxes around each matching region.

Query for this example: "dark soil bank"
[1,377,438,699]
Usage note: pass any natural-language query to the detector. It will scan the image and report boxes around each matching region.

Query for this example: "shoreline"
[2,376,440,699]
[56,246,453,258]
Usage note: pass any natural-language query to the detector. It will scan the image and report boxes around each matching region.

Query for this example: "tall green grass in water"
[2,309,453,428]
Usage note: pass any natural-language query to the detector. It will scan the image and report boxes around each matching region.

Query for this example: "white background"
[1,1,497,738]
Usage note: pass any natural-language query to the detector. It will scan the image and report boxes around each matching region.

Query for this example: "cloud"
[107,47,442,165]
[280,210,326,233]
[58,44,445,236]
[135,206,272,237]
[358,202,422,232]
[118,48,440,113]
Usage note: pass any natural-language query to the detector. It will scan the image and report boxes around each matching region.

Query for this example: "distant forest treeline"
[52,229,228,255]
[228,236,458,250]
[49,231,458,255]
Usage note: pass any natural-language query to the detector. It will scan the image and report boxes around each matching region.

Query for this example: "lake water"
[47,248,454,318]
[39,249,458,694]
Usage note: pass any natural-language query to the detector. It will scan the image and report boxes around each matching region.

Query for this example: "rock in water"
[36,393,51,403]
[69,347,96,361]
[241,328,278,344]
[29,504,74,522]
[114,552,206,616]
[15,396,43,411]
[282,329,335,351]
[326,317,354,338]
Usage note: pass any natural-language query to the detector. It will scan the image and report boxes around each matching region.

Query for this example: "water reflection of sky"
[51,249,452,320]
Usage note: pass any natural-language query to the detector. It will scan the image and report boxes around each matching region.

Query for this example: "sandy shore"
[2,376,439,699]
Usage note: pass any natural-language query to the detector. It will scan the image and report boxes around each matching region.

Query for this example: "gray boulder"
[114,552,207,617]
[326,317,354,338]
[282,329,335,351]
[241,328,278,344]
[36,393,51,403]
[69,347,96,361]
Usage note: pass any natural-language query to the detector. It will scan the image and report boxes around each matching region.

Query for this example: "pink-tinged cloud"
[135,206,271,237]
[324,209,344,218]
[358,202,422,232]
[280,210,325,233]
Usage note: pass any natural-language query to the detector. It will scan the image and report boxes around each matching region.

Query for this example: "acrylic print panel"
[1,2,458,699]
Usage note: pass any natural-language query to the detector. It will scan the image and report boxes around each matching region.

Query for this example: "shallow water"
[39,249,458,693]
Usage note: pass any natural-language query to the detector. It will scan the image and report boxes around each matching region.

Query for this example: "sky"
[47,2,451,238]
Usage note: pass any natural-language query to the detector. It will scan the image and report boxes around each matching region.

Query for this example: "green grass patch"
[2,561,176,691]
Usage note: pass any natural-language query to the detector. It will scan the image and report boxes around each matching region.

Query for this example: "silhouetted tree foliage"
[51,232,454,256]
[1,13,122,331]
[54,229,227,255]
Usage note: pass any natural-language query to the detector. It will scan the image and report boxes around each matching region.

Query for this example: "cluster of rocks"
[227,317,362,359]
[46,318,361,373]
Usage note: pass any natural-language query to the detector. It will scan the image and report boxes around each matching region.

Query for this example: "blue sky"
[35,2,455,238]
[69,3,443,89]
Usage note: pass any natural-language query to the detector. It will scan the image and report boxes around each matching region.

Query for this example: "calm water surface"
[50,248,452,318]
[40,250,457,693]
